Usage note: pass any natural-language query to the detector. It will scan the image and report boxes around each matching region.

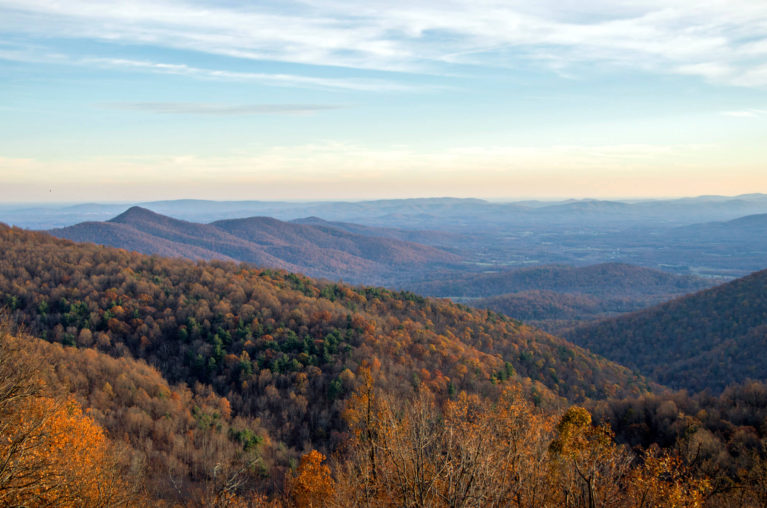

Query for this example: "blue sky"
[1,0,766,202]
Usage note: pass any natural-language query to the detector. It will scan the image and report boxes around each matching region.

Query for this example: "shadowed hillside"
[405,263,715,333]
[566,269,767,392]
[470,290,633,334]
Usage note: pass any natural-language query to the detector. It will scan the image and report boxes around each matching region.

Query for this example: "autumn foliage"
[0,331,135,506]
[2,226,767,505]
[324,379,715,507]
[288,450,335,507]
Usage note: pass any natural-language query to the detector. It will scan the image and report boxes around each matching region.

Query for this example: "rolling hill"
[407,263,714,298]
[6,224,767,505]
[0,224,650,412]
[670,212,767,243]
[566,268,767,392]
[0,224,660,503]
[48,206,463,284]
[405,263,716,333]
[290,216,462,247]
[470,290,637,334]
[211,215,456,266]
[6,196,767,279]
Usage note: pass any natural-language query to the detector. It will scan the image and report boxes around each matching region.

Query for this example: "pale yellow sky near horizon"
[1,140,764,202]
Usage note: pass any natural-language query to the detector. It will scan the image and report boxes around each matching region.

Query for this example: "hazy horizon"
[1,192,766,207]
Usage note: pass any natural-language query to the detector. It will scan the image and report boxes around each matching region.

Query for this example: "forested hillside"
[5,224,767,505]
[567,268,767,392]
[0,224,651,441]
[589,380,767,502]
[8,324,767,506]
[471,290,627,334]
[0,327,274,504]
[0,326,719,507]
[0,329,139,506]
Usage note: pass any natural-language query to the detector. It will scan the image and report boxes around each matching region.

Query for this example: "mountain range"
[2,194,764,279]
[5,194,767,230]
[48,208,730,331]
[49,206,463,284]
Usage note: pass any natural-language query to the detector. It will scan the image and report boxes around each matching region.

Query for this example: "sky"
[1,0,766,202]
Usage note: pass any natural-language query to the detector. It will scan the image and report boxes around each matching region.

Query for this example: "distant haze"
[3,170,766,203]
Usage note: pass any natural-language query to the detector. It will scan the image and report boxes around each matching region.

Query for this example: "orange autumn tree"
[0,328,135,507]
[288,450,335,507]
[336,373,557,507]
[626,446,710,508]
[0,396,130,506]
[549,406,632,508]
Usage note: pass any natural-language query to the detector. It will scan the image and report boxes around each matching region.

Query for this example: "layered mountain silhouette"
[290,216,461,247]
[407,263,716,334]
[566,268,767,392]
[49,206,463,284]
[408,262,713,298]
[669,212,767,243]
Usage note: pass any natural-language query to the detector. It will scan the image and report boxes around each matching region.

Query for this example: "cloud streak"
[0,46,420,91]
[104,102,345,115]
[83,57,419,91]
[1,0,767,86]
[721,109,767,118]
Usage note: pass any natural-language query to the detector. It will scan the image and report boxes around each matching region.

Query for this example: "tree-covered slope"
[1,329,271,504]
[471,290,631,334]
[9,224,767,506]
[407,263,715,334]
[566,269,767,392]
[0,225,650,432]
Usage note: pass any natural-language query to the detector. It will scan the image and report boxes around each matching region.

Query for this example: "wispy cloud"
[103,102,345,115]
[2,0,767,86]
[0,46,419,91]
[721,109,767,118]
[85,56,419,91]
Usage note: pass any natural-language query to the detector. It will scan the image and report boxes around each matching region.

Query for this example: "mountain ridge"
[49,207,464,284]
